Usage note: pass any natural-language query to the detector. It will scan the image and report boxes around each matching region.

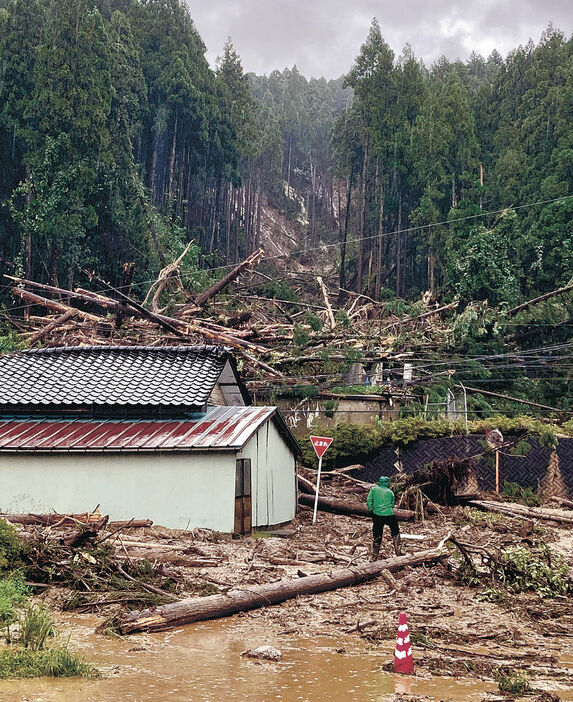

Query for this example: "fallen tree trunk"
[117,548,445,633]
[87,272,186,338]
[467,499,573,525]
[195,249,264,308]
[298,492,415,521]
[0,512,105,526]
[26,309,77,344]
[108,519,153,529]
[548,496,573,510]
[507,280,573,317]
[317,276,336,330]
[297,474,316,494]
[11,288,104,324]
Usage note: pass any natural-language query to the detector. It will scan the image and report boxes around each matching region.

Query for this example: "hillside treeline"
[0,0,572,312]
[0,0,258,291]
[259,20,573,308]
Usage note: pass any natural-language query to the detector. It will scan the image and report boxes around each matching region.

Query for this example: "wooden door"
[234,458,252,535]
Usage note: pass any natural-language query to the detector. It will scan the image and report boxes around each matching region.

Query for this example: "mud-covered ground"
[28,480,573,701]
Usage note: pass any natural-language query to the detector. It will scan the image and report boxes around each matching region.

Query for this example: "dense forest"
[0,0,572,411]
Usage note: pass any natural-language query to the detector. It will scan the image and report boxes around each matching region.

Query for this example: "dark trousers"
[372,514,399,551]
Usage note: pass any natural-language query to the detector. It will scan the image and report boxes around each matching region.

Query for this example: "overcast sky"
[187,0,573,79]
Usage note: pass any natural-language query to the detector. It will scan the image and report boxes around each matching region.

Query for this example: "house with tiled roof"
[0,346,299,533]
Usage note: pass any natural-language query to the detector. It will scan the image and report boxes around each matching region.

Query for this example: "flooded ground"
[0,615,499,702]
[5,499,573,701]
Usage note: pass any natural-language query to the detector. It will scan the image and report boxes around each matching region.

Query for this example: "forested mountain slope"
[0,0,572,413]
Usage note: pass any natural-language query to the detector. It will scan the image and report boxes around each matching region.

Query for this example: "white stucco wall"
[0,452,237,532]
[239,420,297,527]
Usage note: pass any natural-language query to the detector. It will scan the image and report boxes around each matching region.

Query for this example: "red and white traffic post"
[309,435,333,524]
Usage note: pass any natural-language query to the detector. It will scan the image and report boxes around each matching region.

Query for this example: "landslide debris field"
[8,474,573,700]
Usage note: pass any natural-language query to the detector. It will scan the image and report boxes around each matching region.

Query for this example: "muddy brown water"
[0,614,503,702]
[2,613,573,702]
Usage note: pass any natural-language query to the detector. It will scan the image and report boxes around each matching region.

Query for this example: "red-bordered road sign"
[310,435,333,459]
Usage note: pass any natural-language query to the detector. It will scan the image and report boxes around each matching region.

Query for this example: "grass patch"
[18,603,55,651]
[0,646,94,678]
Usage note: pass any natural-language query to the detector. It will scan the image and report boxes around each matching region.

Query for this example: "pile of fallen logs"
[3,247,462,383]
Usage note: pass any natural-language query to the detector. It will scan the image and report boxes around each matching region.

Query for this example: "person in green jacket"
[366,476,402,560]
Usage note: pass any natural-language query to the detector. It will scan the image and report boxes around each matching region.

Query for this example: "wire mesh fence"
[360,435,573,499]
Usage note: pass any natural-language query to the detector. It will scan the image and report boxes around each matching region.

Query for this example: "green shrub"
[502,480,542,507]
[261,279,297,301]
[0,520,29,572]
[497,669,530,695]
[293,324,310,346]
[305,312,322,332]
[476,587,506,603]
[499,545,572,597]
[0,576,28,641]
[324,399,338,419]
[293,384,319,400]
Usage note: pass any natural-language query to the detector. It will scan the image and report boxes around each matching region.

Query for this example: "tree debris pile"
[392,457,474,509]
[3,263,462,388]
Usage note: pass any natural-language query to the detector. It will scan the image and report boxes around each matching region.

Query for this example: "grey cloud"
[187,0,573,78]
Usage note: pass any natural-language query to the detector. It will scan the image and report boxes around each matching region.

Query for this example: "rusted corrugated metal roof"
[0,345,232,408]
[0,406,279,452]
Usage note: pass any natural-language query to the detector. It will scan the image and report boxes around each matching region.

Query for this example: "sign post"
[486,429,504,493]
[309,435,333,524]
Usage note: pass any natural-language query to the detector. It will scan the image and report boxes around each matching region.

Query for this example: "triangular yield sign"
[310,435,333,459]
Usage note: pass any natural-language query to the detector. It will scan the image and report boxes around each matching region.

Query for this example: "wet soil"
[9,486,573,701]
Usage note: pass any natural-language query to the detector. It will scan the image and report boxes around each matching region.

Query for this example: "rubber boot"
[393,535,403,556]
[371,540,381,562]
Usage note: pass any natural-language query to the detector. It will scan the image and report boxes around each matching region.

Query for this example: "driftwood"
[11,287,104,325]
[108,519,153,529]
[61,516,109,547]
[117,548,445,633]
[195,249,264,307]
[115,262,136,327]
[143,240,195,313]
[467,499,573,525]
[298,493,415,521]
[87,272,186,338]
[297,474,316,494]
[26,310,77,344]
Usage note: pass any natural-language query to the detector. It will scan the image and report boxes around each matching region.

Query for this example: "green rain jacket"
[366,476,395,516]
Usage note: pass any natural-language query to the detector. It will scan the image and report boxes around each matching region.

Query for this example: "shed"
[0,345,299,533]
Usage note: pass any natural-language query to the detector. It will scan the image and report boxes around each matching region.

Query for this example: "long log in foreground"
[298,492,415,521]
[467,499,573,525]
[117,548,445,633]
